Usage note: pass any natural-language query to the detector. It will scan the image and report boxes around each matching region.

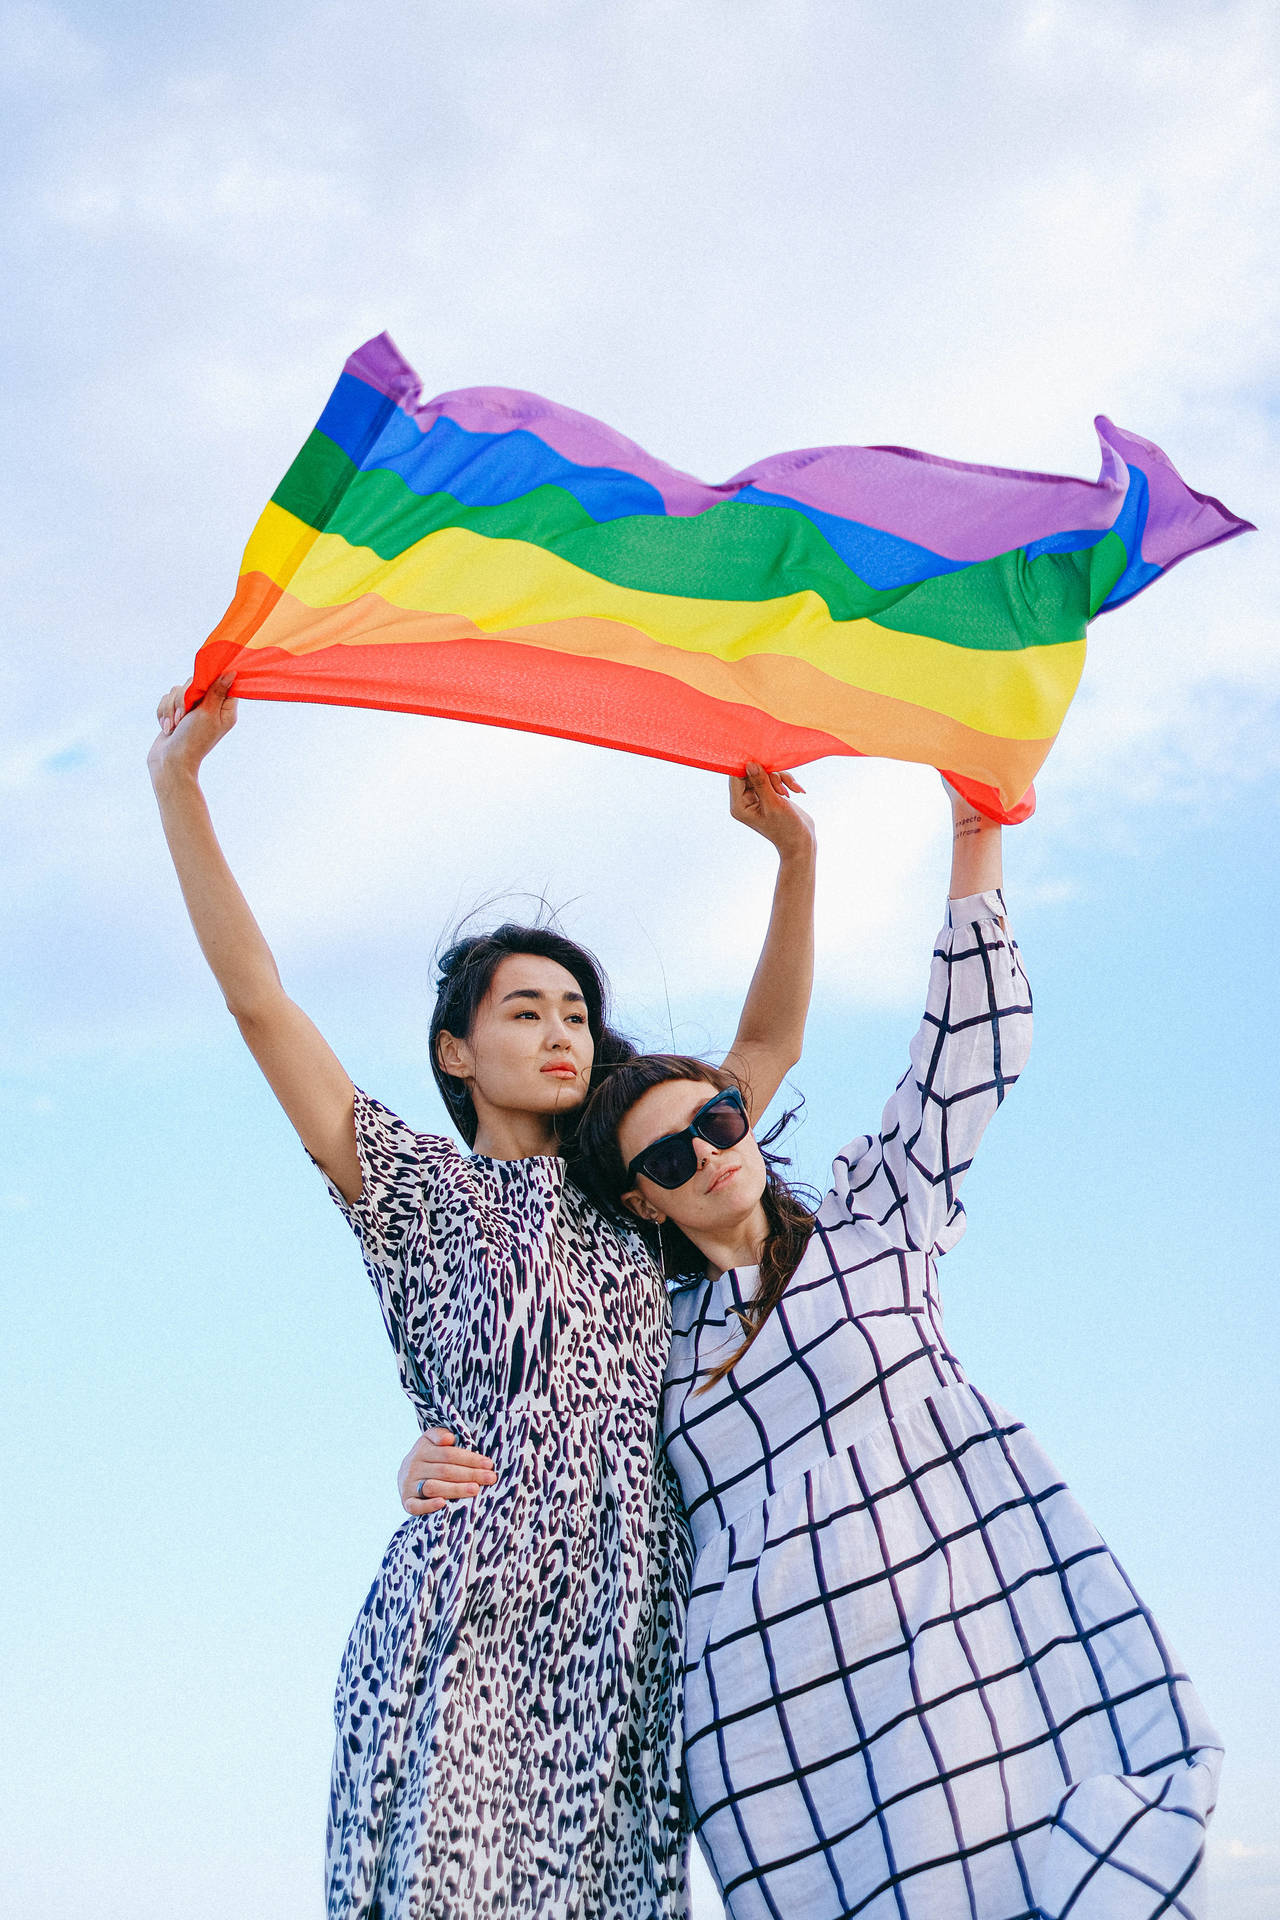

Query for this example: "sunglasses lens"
[699,1094,749,1149]
[629,1090,750,1191]
[640,1137,698,1190]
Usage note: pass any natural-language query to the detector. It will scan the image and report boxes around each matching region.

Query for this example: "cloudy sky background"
[2,2,1277,1914]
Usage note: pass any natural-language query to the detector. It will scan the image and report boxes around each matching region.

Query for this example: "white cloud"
[1216,1837,1278,1861]
[3,0,1275,1059]
[0,721,98,792]
[1207,1830,1280,1920]
[0,0,98,81]
[42,84,363,249]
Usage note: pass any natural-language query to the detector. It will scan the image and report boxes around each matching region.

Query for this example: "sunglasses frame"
[625,1085,751,1192]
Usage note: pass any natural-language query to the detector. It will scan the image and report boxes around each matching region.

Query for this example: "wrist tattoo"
[953,811,983,839]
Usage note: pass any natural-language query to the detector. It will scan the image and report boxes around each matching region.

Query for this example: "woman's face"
[437,954,595,1127]
[617,1078,768,1242]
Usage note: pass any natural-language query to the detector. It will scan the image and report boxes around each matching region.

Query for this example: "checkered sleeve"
[831,889,1032,1253]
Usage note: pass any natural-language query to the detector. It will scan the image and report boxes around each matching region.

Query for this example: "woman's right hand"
[147,673,237,788]
[399,1428,497,1516]
[729,763,816,862]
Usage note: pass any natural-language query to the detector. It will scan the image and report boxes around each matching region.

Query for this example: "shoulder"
[352,1087,461,1182]
[668,1272,715,1336]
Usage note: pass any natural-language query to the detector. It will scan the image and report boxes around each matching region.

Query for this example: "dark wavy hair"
[572,1053,817,1387]
[429,921,636,1148]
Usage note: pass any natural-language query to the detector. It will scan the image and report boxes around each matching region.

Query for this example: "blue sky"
[2,2,1277,1915]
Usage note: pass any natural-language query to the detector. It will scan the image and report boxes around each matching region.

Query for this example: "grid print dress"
[662,892,1221,1920]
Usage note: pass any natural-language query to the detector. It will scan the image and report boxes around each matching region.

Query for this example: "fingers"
[758,765,806,796]
[402,1469,492,1514]
[399,1426,496,1515]
[413,1459,495,1486]
[726,761,817,858]
[403,1488,450,1514]
[404,1478,485,1506]
[728,763,775,828]
[415,1429,495,1475]
[205,672,237,727]
[156,682,188,734]
[157,672,237,737]
[731,763,804,809]
[157,677,213,734]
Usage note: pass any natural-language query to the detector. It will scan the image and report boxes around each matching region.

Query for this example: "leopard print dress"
[318,1089,691,1919]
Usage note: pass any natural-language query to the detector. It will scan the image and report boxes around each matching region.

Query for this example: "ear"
[435,1029,473,1081]
[622,1187,666,1228]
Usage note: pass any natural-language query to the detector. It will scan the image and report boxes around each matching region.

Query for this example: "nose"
[692,1137,718,1166]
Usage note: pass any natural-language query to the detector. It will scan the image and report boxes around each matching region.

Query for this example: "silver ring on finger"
[415,1479,427,1500]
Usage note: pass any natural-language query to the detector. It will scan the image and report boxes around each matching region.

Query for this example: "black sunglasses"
[626,1086,751,1191]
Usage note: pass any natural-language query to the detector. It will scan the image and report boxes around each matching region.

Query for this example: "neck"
[689,1200,770,1279]
[471,1105,564,1160]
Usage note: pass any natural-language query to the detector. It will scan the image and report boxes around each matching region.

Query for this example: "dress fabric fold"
[319,1100,692,1919]
[663,894,1221,1919]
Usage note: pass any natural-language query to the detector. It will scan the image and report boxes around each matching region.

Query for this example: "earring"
[653,1219,667,1283]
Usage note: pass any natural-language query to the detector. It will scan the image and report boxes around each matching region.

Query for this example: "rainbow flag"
[189,333,1251,822]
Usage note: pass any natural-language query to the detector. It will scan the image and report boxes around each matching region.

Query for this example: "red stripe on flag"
[186,632,1032,821]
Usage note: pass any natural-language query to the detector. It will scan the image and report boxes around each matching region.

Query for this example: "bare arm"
[395,763,816,1520]
[148,676,361,1201]
[944,779,1004,902]
[721,764,817,1122]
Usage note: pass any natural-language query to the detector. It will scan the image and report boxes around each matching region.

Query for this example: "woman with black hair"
[148,673,817,1920]
[406,783,1221,1919]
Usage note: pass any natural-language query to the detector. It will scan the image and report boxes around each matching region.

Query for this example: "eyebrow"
[498,987,587,1006]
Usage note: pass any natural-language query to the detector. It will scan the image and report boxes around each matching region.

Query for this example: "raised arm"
[944,777,1004,907]
[720,763,817,1122]
[148,676,360,1201]
[830,780,1030,1254]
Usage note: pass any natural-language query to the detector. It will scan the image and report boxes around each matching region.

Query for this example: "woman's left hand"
[399,1428,496,1516]
[729,764,816,860]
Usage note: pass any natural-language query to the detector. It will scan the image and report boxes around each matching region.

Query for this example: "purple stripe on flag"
[1093,417,1254,572]
[342,332,1253,569]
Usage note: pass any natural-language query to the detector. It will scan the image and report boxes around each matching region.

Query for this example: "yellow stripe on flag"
[241,504,1086,741]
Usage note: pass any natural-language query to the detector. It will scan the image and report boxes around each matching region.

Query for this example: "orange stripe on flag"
[190,581,1049,804]
[189,616,1041,818]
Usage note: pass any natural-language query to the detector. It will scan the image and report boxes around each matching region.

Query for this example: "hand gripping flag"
[189,333,1252,822]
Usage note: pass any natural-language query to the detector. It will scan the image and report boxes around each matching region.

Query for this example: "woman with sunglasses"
[148,673,817,1920]
[403,785,1221,1919]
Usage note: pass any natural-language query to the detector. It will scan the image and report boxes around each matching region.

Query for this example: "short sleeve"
[828,891,1032,1255]
[317,1086,460,1338]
